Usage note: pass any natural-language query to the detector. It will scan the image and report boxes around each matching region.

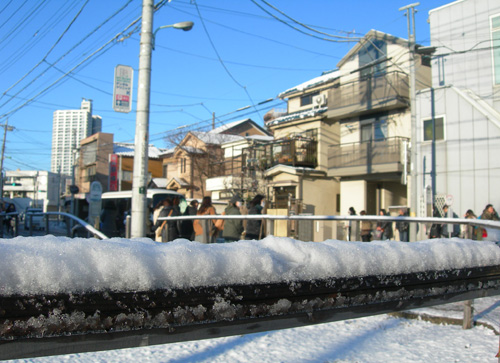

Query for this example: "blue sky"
[0,0,452,172]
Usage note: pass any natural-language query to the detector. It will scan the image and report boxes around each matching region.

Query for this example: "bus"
[101,189,185,237]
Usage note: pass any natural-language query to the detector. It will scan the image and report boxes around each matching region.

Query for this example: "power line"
[167,4,342,60]
[257,0,360,40]
[0,0,91,104]
[250,0,359,43]
[192,0,262,120]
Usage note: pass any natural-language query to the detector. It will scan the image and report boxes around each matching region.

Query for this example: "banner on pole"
[113,65,133,113]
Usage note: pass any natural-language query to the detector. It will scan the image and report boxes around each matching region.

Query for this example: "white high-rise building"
[51,99,102,176]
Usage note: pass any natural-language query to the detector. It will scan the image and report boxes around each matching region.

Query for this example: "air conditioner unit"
[313,94,326,107]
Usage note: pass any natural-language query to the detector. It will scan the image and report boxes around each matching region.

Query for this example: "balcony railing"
[209,138,318,178]
[327,71,409,120]
[328,137,408,177]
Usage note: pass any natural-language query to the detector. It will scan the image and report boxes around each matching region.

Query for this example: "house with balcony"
[415,0,500,218]
[163,119,272,200]
[326,30,431,215]
[260,70,341,241]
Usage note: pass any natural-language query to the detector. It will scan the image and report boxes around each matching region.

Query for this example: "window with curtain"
[360,114,388,142]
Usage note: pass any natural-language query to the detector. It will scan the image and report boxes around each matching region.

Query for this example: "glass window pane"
[435,117,444,140]
[423,117,444,141]
[373,120,387,140]
[361,124,372,142]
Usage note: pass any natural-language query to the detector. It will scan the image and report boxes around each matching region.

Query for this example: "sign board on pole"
[113,65,133,113]
[89,181,103,219]
[109,154,118,191]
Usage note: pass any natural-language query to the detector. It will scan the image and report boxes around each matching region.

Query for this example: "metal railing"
[1,211,108,240]
[328,136,408,171]
[158,213,500,242]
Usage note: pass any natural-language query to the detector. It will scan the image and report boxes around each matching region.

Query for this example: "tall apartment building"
[51,99,102,176]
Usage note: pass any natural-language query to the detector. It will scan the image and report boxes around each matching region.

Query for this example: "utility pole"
[131,0,154,238]
[400,2,419,241]
[0,120,14,199]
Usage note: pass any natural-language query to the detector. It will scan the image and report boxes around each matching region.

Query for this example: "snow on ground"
[1,235,500,295]
[2,235,500,362]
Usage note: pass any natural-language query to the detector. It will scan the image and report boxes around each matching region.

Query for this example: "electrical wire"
[0,0,90,104]
[0,0,133,106]
[257,0,360,40]
[167,4,342,60]
[191,0,262,120]
[250,0,358,43]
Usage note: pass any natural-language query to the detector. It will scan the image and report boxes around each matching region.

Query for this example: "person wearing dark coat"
[222,194,244,242]
[245,194,265,240]
[154,198,180,242]
[375,209,393,240]
[180,199,198,240]
[395,208,410,242]
[429,205,442,239]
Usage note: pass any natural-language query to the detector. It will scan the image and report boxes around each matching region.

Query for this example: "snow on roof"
[265,107,328,127]
[191,131,243,145]
[1,236,499,296]
[179,145,205,154]
[278,69,340,98]
[149,178,167,188]
[113,143,166,159]
[209,119,252,134]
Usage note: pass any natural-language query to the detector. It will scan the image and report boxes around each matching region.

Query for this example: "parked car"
[24,208,44,230]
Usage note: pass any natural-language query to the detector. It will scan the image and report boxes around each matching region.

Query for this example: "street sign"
[113,65,133,113]
[445,194,454,206]
[89,181,103,219]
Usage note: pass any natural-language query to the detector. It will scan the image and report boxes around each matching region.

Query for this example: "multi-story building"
[415,0,500,218]
[325,29,431,216]
[248,30,430,241]
[3,170,62,212]
[77,133,165,194]
[51,98,101,176]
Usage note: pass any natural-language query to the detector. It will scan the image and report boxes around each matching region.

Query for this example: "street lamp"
[130,0,194,238]
[153,21,194,49]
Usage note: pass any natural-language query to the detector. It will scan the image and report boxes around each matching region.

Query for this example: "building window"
[492,15,500,85]
[360,114,388,142]
[84,165,96,182]
[423,117,444,141]
[163,163,169,178]
[358,39,387,77]
[300,92,319,107]
[179,158,187,173]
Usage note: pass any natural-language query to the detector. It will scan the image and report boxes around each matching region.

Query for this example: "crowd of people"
[152,194,266,243]
[346,203,500,242]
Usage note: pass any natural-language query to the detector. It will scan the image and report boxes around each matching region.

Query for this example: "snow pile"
[1,235,499,296]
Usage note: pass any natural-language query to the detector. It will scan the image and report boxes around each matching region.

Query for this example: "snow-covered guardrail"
[0,237,500,359]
